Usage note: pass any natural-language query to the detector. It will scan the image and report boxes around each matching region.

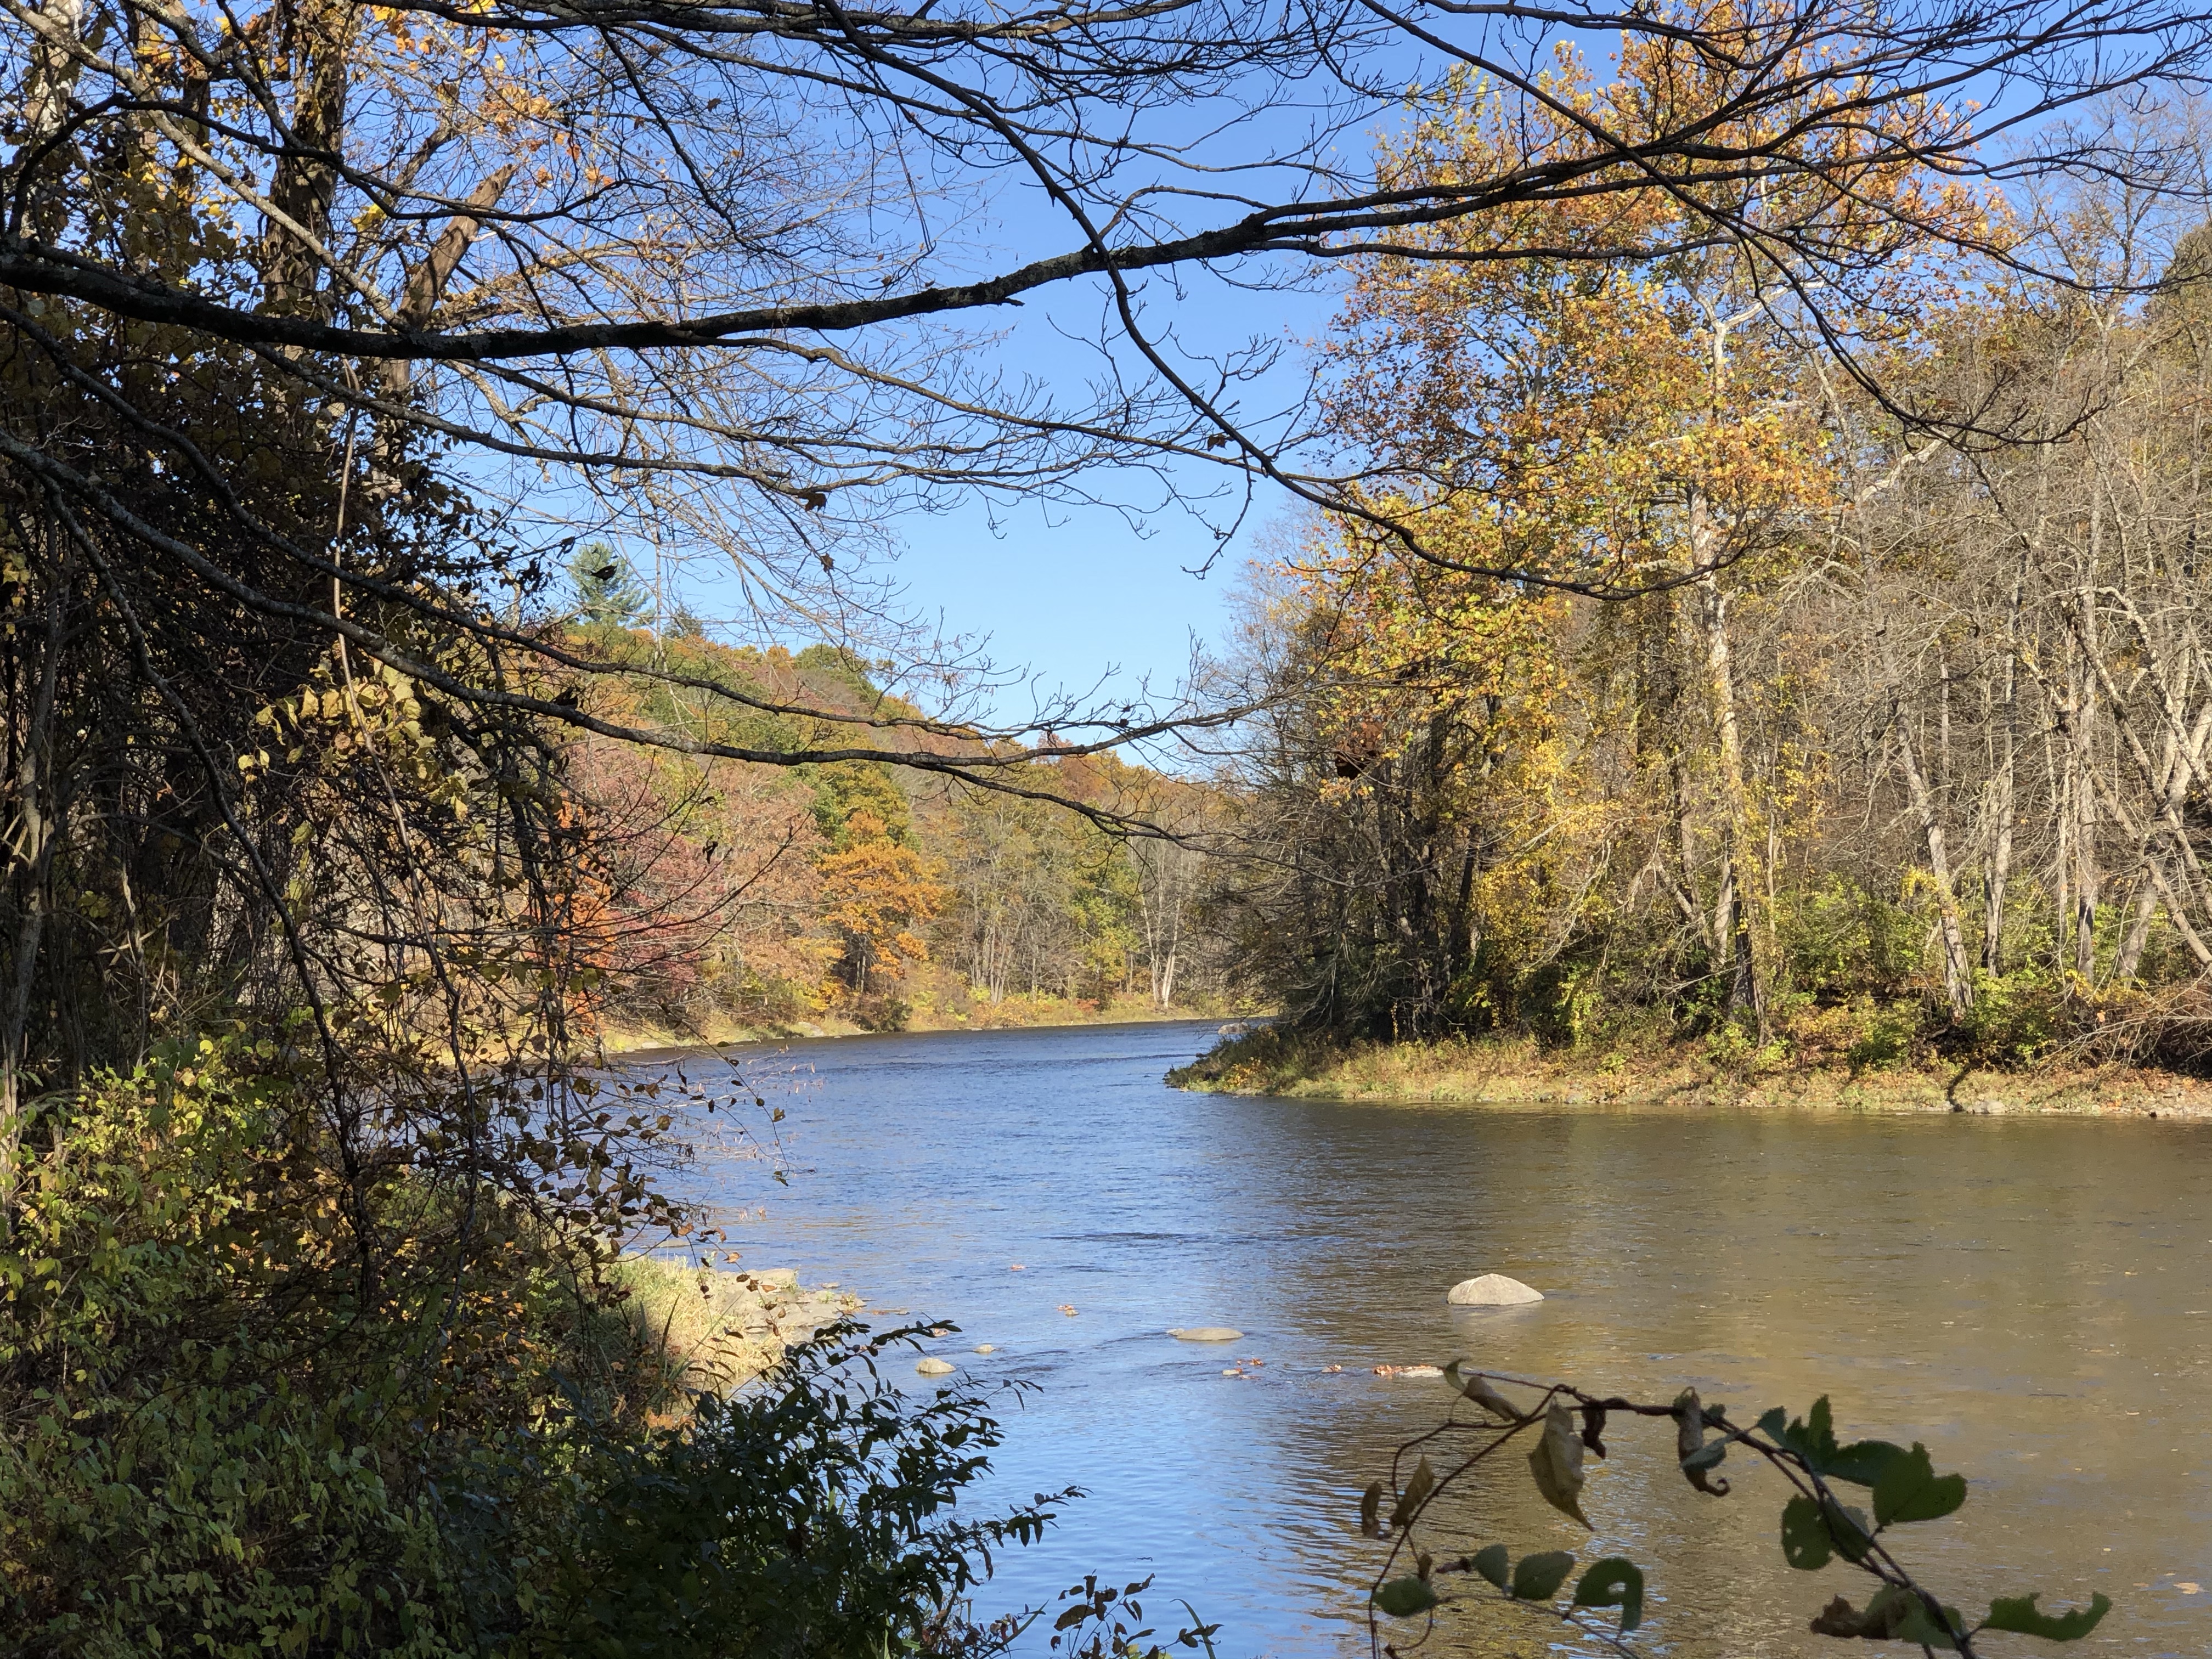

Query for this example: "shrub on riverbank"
[0,1043,1053,1656]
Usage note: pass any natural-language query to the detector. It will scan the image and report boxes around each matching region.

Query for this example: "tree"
[0,0,2205,822]
[568,543,651,628]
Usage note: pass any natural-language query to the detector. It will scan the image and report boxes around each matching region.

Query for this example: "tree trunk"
[1694,545,1758,1020]
[1894,714,1974,1016]
[263,0,363,318]
[1983,560,2024,972]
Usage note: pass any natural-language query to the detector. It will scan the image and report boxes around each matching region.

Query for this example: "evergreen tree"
[569,543,651,626]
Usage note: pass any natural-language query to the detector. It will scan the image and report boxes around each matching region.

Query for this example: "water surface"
[645,1021,2212,1657]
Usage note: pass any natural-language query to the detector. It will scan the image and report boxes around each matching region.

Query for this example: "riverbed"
[642,1019,2212,1657]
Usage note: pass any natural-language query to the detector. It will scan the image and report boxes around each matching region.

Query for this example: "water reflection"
[644,1022,2212,1657]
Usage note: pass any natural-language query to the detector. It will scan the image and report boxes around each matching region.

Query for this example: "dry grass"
[1169,1026,2212,1119]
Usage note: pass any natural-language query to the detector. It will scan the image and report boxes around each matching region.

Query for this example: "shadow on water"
[640,1021,2212,1658]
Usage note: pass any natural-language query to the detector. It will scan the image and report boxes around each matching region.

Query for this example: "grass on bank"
[1170,979,2212,1118]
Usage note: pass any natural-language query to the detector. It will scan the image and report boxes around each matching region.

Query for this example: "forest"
[1206,88,2212,1081]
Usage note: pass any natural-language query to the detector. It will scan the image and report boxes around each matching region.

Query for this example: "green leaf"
[1572,1558,1645,1633]
[1372,1577,1439,1618]
[1359,1481,1383,1538]
[1981,1592,2113,1641]
[1872,1442,1966,1526]
[1780,1495,1831,1571]
[1779,1396,1839,1465]
[1510,1550,1576,1602]
[1527,1401,1591,1527]
[1471,1544,1509,1589]
[1893,1595,1965,1650]
[1826,1500,1875,1565]
[1824,1438,1906,1487]
[1754,1406,1788,1438]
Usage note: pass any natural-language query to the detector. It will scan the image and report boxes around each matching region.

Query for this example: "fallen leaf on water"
[1221,1368,1243,1377]
[1058,1304,1078,1316]
[1009,1264,1025,1271]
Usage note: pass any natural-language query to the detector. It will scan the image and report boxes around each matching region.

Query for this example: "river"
[640,1019,2212,1657]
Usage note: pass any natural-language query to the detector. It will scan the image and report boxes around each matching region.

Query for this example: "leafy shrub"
[1777,875,1926,1005]
[0,1045,1057,1658]
[487,1329,1062,1658]
[1955,969,2068,1068]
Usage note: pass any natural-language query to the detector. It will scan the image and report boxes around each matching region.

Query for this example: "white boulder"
[1446,1274,1544,1307]
[915,1357,957,1376]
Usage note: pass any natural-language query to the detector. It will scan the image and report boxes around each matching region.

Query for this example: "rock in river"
[1446,1274,1544,1307]
[916,1357,957,1376]
[1168,1327,1244,1342]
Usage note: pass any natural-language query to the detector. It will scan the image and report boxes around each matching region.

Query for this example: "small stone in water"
[915,1357,956,1376]
[1446,1274,1544,1306]
[1167,1327,1244,1342]
[973,1344,996,1353]
[1221,1368,1243,1377]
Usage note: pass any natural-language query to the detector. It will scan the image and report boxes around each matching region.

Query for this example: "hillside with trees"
[564,582,1239,1041]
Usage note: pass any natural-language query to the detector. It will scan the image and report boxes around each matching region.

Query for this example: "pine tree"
[568,542,650,626]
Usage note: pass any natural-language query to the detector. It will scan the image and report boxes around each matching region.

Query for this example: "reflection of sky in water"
[634,1022,2212,1658]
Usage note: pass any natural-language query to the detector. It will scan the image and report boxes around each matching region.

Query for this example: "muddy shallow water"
[639,1020,2212,1657]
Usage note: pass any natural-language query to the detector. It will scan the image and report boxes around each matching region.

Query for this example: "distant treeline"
[568,613,1231,1034]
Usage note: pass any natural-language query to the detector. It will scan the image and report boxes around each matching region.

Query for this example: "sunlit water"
[633,1020,2212,1657]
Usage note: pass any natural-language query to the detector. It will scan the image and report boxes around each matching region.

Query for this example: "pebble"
[915,1357,956,1376]
[1167,1327,1244,1342]
[973,1344,996,1353]
[1446,1274,1545,1306]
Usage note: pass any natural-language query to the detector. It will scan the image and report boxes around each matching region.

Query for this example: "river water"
[642,1019,2212,1658]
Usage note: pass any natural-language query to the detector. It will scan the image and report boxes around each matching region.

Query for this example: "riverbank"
[1167,1027,2212,1119]
[611,1255,863,1394]
[596,987,1247,1056]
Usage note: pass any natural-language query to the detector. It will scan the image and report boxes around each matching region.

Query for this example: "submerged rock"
[915,1356,957,1376]
[1447,1274,1544,1307]
[973,1344,996,1353]
[1168,1326,1244,1342]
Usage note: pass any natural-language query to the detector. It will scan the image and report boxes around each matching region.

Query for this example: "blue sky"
[864,251,1344,715]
